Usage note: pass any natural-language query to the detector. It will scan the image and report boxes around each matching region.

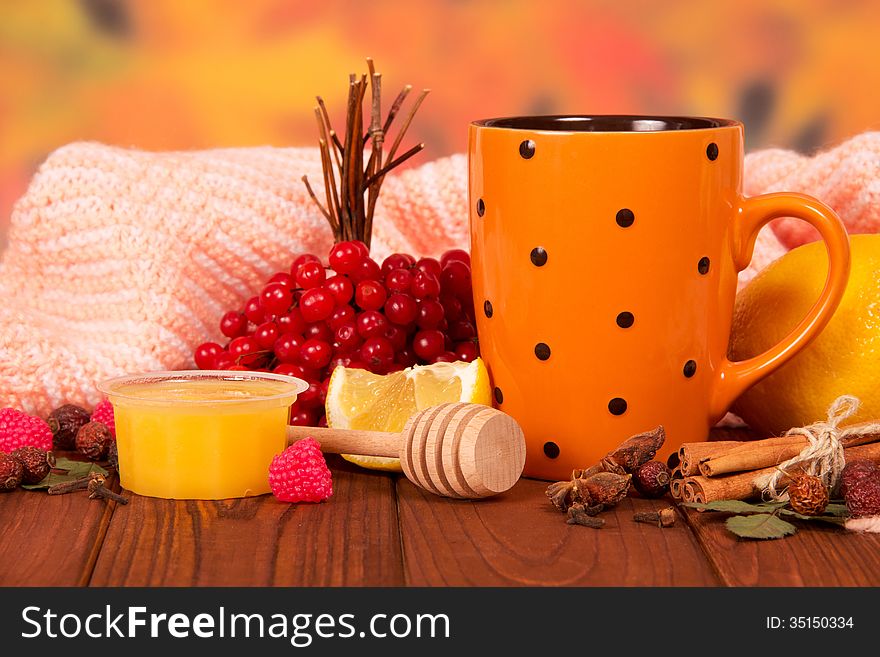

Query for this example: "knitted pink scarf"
[2,133,878,415]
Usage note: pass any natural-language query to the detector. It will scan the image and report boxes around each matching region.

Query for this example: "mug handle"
[709,192,851,419]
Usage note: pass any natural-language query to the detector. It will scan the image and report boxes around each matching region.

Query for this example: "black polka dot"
[534,343,551,361]
[683,360,697,378]
[494,386,504,404]
[616,208,635,228]
[476,198,485,217]
[519,139,536,159]
[608,397,628,416]
[706,143,719,161]
[530,247,548,267]
[616,311,634,329]
[483,300,493,318]
[543,441,560,459]
[698,257,711,275]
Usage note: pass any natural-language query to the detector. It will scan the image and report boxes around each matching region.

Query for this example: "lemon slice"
[326,359,492,471]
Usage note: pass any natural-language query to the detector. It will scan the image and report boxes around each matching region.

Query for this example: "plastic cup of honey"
[98,370,308,500]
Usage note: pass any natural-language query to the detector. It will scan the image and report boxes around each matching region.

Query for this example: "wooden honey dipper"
[286,402,526,499]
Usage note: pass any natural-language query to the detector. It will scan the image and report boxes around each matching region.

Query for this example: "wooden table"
[2,437,879,587]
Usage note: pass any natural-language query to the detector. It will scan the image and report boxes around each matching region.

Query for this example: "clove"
[47,472,103,495]
[87,477,129,505]
[566,504,605,528]
[633,506,676,528]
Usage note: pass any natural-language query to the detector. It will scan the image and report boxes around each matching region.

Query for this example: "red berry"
[355,279,387,311]
[299,288,335,322]
[415,257,442,278]
[335,323,362,350]
[213,352,235,369]
[351,240,369,257]
[229,336,259,359]
[219,311,247,338]
[274,333,304,364]
[328,242,361,274]
[356,310,388,338]
[413,330,445,361]
[385,293,418,325]
[300,339,332,369]
[243,296,265,324]
[289,407,319,427]
[90,400,116,437]
[269,437,333,503]
[194,342,223,369]
[328,305,355,330]
[273,363,307,378]
[0,408,53,453]
[416,299,445,329]
[454,341,479,362]
[277,308,306,335]
[303,321,333,343]
[440,260,472,298]
[396,349,417,367]
[381,253,415,276]
[349,257,381,283]
[440,249,470,268]
[261,282,293,316]
[384,325,407,351]
[432,351,458,363]
[360,337,395,371]
[291,253,321,276]
[297,381,325,409]
[449,320,476,341]
[268,271,295,288]
[411,270,441,299]
[385,268,413,293]
[439,294,463,322]
[324,274,354,305]
[253,321,279,349]
[295,261,326,289]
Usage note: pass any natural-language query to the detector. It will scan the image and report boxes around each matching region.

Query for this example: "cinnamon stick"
[698,421,880,477]
[683,441,880,502]
[679,441,742,476]
[669,466,684,501]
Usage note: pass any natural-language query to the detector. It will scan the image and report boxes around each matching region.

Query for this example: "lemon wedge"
[325,359,492,471]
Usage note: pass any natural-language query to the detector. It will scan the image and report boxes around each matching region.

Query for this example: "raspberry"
[269,438,333,503]
[0,408,53,453]
[90,400,116,437]
[11,446,53,484]
[0,452,23,491]
[76,422,114,460]
[48,404,91,450]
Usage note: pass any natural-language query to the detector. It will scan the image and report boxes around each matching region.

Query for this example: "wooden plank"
[684,508,880,586]
[397,476,720,586]
[89,456,404,586]
[0,477,116,586]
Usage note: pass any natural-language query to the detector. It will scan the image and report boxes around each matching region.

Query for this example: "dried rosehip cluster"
[0,447,54,492]
[194,242,479,427]
[546,426,669,528]
[45,401,117,462]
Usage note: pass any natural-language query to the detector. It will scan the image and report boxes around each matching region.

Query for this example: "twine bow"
[759,395,880,500]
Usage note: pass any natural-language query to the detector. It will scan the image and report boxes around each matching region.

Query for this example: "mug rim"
[470,114,741,133]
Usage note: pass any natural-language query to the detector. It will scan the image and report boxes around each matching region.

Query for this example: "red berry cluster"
[193,241,479,426]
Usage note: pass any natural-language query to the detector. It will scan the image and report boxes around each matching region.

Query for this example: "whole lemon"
[730,234,880,434]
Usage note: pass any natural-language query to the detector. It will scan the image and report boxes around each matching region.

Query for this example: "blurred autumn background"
[2,0,879,250]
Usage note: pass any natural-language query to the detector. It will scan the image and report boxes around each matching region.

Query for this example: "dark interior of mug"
[474,115,737,132]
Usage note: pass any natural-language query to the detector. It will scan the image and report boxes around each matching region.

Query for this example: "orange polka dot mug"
[468,116,850,480]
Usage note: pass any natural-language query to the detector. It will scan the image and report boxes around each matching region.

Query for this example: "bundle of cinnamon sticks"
[670,422,880,503]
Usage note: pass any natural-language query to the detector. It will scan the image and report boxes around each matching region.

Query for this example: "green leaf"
[21,457,109,491]
[685,500,787,514]
[823,504,850,517]
[725,513,797,540]
[778,509,847,525]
